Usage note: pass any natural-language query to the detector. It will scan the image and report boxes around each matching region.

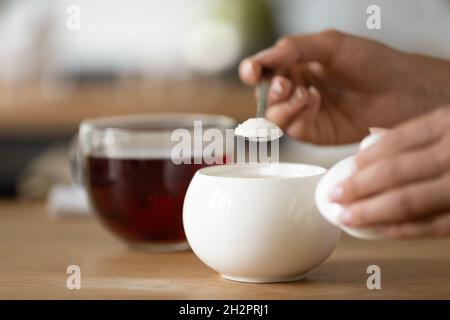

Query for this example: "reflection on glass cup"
[71,113,236,252]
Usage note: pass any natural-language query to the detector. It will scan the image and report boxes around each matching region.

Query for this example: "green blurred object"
[210,0,275,54]
[182,0,274,74]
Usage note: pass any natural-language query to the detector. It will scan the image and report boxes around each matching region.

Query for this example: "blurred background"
[1,0,450,201]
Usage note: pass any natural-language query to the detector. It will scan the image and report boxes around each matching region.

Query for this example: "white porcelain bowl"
[183,163,341,283]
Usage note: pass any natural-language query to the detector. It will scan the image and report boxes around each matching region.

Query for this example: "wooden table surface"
[1,200,449,300]
[0,80,254,135]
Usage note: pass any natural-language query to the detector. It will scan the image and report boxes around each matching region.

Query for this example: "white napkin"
[47,184,92,218]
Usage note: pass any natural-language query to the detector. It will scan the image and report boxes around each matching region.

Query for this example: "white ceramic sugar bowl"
[183,163,341,283]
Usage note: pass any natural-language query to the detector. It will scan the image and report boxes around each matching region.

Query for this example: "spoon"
[234,80,283,142]
[256,80,270,118]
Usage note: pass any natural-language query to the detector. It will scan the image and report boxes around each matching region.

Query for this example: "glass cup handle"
[69,134,85,186]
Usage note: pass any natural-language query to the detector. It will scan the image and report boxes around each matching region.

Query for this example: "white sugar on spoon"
[234,81,284,142]
[235,117,283,142]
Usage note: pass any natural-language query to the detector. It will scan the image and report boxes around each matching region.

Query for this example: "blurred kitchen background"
[1,0,450,201]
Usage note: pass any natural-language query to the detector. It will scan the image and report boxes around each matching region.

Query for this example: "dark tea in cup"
[73,114,235,252]
[87,157,207,247]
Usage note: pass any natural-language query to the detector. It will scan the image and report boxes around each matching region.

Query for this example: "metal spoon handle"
[256,80,270,118]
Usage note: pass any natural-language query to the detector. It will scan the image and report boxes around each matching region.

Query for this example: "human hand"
[239,30,450,145]
[330,107,450,239]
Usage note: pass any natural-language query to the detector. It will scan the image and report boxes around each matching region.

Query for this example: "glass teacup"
[71,113,236,252]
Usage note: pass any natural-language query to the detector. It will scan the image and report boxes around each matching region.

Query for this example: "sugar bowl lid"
[315,129,388,240]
